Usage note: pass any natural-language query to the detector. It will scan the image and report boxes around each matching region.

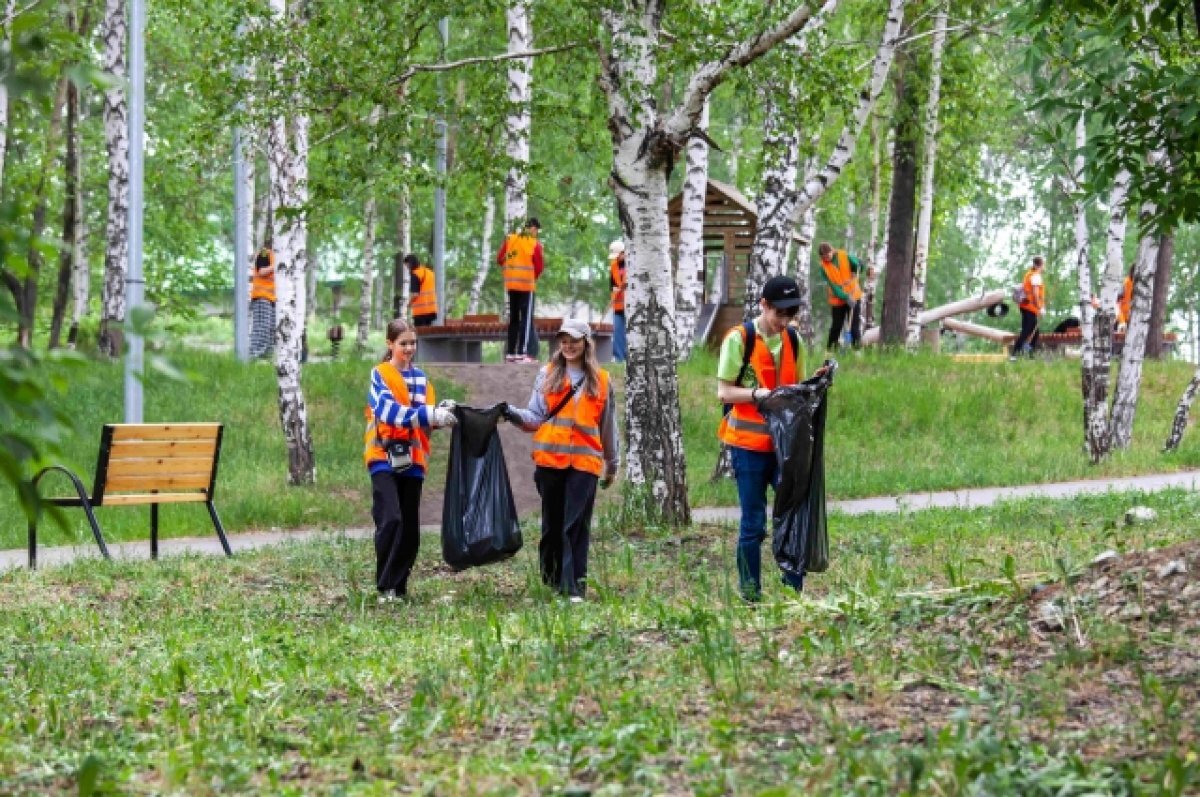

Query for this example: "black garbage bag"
[441,403,523,570]
[762,360,837,578]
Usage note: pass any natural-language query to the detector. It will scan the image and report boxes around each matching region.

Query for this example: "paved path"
[6,471,1198,572]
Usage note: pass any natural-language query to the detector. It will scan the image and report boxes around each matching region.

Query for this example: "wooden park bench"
[26,423,231,569]
[415,315,615,363]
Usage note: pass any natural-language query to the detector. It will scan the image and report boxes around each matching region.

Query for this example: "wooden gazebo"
[668,179,799,348]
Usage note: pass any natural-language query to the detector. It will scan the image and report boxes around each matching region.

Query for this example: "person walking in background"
[716,275,827,603]
[506,319,618,602]
[249,247,276,359]
[1116,268,1134,332]
[818,242,864,349]
[496,217,544,363]
[1010,255,1046,360]
[404,254,438,327]
[364,318,456,603]
[608,240,627,362]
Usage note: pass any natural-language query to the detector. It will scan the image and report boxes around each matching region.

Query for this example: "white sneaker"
[377,589,398,604]
[568,595,584,604]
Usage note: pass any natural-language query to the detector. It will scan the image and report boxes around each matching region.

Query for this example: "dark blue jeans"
[730,446,805,599]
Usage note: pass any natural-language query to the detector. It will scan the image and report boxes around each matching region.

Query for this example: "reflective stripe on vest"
[503,233,538,292]
[610,257,625,313]
[363,363,435,468]
[531,368,609,476]
[822,249,862,307]
[411,266,437,317]
[717,325,798,452]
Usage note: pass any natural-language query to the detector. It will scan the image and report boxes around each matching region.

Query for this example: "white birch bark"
[0,0,12,193]
[1164,366,1200,451]
[503,0,532,232]
[356,194,377,352]
[98,0,128,357]
[1109,213,1160,450]
[863,119,884,329]
[372,239,386,330]
[674,100,709,357]
[788,0,908,225]
[905,5,948,348]
[793,204,818,345]
[254,179,269,250]
[396,178,412,318]
[466,192,496,314]
[268,0,314,485]
[70,99,88,331]
[600,1,825,523]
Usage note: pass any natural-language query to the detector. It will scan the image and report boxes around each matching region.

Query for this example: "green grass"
[1,489,1197,793]
[4,345,1199,550]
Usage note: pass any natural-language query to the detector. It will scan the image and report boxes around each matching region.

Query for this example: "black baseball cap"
[762,275,802,308]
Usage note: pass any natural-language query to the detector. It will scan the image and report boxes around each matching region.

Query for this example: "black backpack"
[723,321,801,415]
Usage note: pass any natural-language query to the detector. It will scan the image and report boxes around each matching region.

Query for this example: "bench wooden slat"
[109,424,221,442]
[103,473,213,492]
[105,457,216,477]
[100,492,210,507]
[106,440,218,458]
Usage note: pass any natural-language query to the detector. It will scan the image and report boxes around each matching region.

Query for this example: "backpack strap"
[735,321,757,387]
[784,326,799,362]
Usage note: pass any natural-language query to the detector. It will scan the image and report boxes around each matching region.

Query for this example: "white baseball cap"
[557,318,592,340]
[609,240,625,257]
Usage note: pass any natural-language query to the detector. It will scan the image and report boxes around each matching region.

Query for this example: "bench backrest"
[93,423,224,507]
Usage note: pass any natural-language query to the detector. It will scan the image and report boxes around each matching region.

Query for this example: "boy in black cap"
[715,275,821,602]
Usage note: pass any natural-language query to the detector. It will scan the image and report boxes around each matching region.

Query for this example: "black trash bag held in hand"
[441,403,523,570]
[761,360,837,578]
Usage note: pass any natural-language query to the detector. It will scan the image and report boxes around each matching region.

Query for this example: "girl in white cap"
[506,318,619,602]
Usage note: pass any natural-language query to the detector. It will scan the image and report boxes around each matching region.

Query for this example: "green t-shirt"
[716,320,805,390]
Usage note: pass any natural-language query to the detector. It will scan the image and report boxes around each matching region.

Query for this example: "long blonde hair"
[544,336,603,398]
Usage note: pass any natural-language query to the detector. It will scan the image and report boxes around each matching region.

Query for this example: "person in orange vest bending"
[505,318,619,602]
[404,254,438,327]
[364,318,457,603]
[717,275,828,602]
[496,217,545,363]
[609,240,627,362]
[249,247,276,358]
[818,242,864,349]
[1010,255,1046,360]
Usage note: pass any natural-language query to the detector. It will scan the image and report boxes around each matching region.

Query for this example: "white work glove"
[431,407,456,427]
[438,399,457,410]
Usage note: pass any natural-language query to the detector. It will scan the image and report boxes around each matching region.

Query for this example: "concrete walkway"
[6,470,1198,572]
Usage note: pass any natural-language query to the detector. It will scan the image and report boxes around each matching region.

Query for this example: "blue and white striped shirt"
[368,365,431,430]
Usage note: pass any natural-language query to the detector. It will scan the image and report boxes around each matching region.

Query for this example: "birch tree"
[0,0,12,193]
[395,178,412,318]
[503,0,533,234]
[1109,207,1162,450]
[862,120,886,329]
[356,193,377,352]
[905,5,948,348]
[466,192,496,314]
[1163,365,1200,451]
[49,70,81,350]
[267,0,314,485]
[98,0,128,358]
[672,99,708,358]
[598,2,826,523]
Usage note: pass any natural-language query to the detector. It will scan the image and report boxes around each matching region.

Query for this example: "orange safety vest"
[1019,268,1045,314]
[410,266,437,318]
[717,325,799,452]
[821,249,863,307]
[363,363,437,470]
[1117,276,1133,325]
[502,233,538,293]
[531,368,610,476]
[610,256,626,313]
[250,250,276,303]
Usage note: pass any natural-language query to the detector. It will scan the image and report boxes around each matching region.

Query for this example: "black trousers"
[534,466,599,597]
[370,471,423,594]
[1012,309,1040,355]
[827,301,862,349]
[413,313,436,328]
[506,290,534,356]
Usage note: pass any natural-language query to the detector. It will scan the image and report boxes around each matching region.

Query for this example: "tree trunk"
[268,0,315,485]
[1145,232,1173,358]
[793,197,818,345]
[50,77,81,349]
[15,77,68,349]
[70,108,88,345]
[674,100,709,356]
[0,0,13,194]
[1163,365,1200,451]
[744,86,798,323]
[395,181,412,318]
[254,173,270,250]
[788,0,907,225]
[356,193,377,352]
[504,0,532,233]
[466,192,496,314]
[905,6,947,348]
[1109,220,1159,450]
[879,57,919,346]
[863,121,887,329]
[98,0,129,358]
